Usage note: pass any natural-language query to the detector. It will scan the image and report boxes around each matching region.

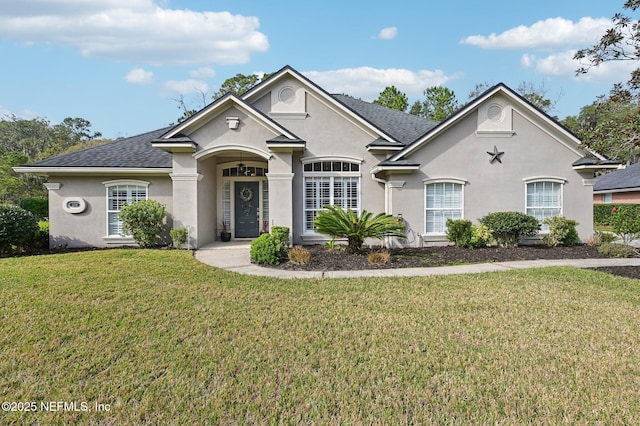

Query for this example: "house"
[15,65,616,249]
[593,162,640,204]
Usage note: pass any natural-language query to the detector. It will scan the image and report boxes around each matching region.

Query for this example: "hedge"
[594,203,640,226]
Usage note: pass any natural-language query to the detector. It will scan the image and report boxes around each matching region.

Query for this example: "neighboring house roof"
[23,127,172,169]
[331,94,438,145]
[594,162,640,192]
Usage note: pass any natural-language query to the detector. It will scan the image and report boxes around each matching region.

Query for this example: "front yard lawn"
[1,249,640,424]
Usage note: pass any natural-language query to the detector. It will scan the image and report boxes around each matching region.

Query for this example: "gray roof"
[595,162,640,191]
[26,127,172,168]
[332,94,438,145]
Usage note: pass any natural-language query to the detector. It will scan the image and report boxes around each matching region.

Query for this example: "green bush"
[542,216,580,247]
[0,205,39,253]
[446,219,473,247]
[610,205,640,245]
[250,233,283,265]
[313,206,405,254]
[445,219,490,249]
[598,242,638,258]
[169,228,188,249]
[270,226,290,249]
[594,203,640,226]
[119,199,167,248]
[469,224,492,248]
[32,220,50,250]
[479,211,540,248]
[19,197,48,220]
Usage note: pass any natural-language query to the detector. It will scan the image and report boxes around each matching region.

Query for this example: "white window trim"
[302,159,362,234]
[523,177,565,233]
[103,180,150,238]
[423,179,467,237]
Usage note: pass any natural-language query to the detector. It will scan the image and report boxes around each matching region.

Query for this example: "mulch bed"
[275,244,640,280]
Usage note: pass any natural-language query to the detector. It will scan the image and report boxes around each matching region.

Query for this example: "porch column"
[266,172,294,234]
[170,151,202,248]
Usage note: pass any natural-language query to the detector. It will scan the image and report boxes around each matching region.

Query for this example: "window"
[525,180,562,231]
[425,182,463,234]
[303,160,361,232]
[104,181,149,236]
[602,193,613,204]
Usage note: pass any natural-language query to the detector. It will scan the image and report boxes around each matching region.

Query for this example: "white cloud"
[521,49,636,82]
[377,26,398,40]
[125,68,153,84]
[0,0,268,65]
[461,17,610,50]
[303,67,462,100]
[189,67,216,79]
[162,79,210,95]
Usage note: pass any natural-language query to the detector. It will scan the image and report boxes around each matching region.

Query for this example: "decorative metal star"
[487,145,505,164]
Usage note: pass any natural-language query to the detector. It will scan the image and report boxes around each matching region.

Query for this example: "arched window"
[424,179,466,235]
[302,159,361,232]
[103,180,149,236]
[524,178,565,231]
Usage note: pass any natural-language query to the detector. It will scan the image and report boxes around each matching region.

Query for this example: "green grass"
[2,250,640,424]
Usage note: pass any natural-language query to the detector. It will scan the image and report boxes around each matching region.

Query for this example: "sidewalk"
[194,241,640,279]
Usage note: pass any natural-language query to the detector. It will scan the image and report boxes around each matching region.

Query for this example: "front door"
[235,182,260,238]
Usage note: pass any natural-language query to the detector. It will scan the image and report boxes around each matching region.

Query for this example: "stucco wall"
[282,93,387,244]
[47,175,173,248]
[389,109,594,244]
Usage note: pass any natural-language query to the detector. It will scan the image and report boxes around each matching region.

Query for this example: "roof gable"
[388,83,591,162]
[160,92,299,141]
[241,65,405,144]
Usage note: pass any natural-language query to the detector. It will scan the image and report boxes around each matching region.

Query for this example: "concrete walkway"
[194,241,640,279]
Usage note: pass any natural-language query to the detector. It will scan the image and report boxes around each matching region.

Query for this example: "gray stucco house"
[16,65,615,248]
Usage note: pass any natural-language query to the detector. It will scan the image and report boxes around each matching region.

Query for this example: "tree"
[575,0,640,91]
[211,72,271,99]
[410,86,459,120]
[373,86,409,111]
[468,81,557,114]
[566,88,640,164]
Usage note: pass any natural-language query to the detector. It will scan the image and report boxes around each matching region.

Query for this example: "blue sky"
[0,0,633,139]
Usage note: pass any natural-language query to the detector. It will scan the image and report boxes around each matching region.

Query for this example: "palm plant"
[313,205,405,254]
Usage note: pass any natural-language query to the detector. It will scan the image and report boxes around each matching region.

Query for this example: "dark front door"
[235,182,260,238]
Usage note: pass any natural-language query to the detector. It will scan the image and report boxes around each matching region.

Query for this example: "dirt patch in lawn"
[274,244,640,280]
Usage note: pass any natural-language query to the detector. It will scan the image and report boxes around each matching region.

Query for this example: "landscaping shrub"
[169,228,188,249]
[368,249,391,264]
[479,211,540,248]
[32,220,50,250]
[542,216,580,247]
[446,219,473,247]
[19,196,48,220]
[270,226,290,249]
[288,246,311,265]
[0,205,39,254]
[250,233,284,265]
[446,219,491,248]
[598,242,638,258]
[119,199,167,248]
[313,206,405,254]
[469,224,492,248]
[594,203,640,226]
[610,205,640,245]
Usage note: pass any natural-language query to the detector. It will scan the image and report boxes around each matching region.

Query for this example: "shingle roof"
[26,127,172,168]
[332,94,438,145]
[594,162,640,191]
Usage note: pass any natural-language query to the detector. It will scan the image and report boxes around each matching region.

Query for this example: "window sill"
[103,236,136,245]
